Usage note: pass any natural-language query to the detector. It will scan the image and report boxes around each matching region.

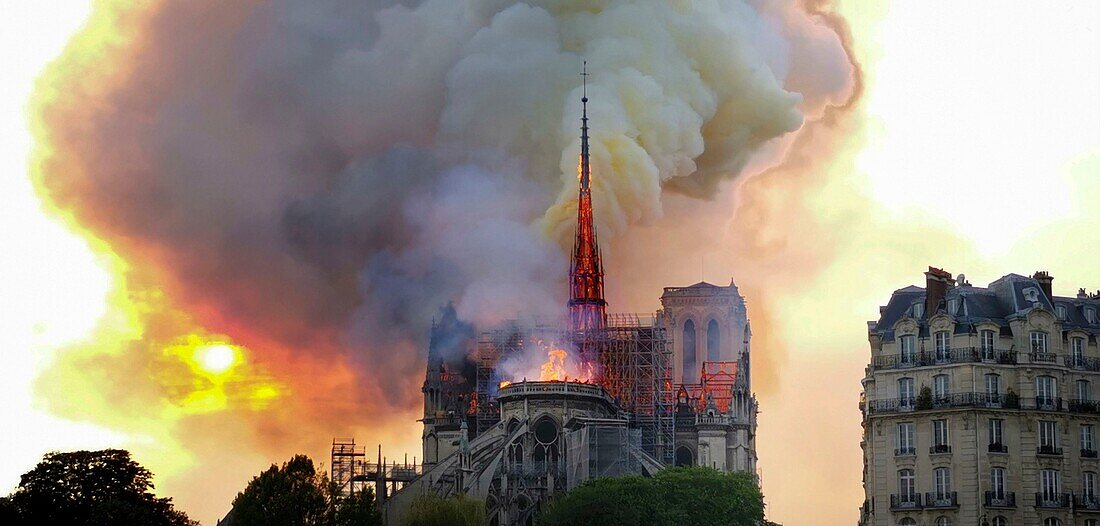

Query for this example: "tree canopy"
[538,467,766,526]
[401,495,485,526]
[0,449,196,526]
[228,454,381,526]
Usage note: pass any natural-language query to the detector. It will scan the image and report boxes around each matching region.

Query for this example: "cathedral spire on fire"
[568,61,607,332]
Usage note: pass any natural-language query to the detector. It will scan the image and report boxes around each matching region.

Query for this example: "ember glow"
[6,1,1096,524]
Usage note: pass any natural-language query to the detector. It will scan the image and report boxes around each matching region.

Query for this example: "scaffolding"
[475,314,674,465]
[331,438,368,497]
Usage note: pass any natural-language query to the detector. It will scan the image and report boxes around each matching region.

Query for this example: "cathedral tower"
[568,64,607,332]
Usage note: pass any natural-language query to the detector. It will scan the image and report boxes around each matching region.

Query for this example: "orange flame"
[539,349,568,381]
[498,380,512,389]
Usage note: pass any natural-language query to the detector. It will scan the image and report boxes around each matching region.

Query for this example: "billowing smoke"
[33,0,855,521]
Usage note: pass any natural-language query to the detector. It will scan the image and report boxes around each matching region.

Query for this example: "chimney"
[924,266,955,316]
[1033,271,1053,301]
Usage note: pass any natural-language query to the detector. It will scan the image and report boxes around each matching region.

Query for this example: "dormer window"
[1031,331,1049,354]
[1087,307,1097,325]
[948,298,958,315]
[1056,305,1067,320]
[912,303,924,319]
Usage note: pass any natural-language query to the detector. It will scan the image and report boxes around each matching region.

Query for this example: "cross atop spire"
[568,61,606,332]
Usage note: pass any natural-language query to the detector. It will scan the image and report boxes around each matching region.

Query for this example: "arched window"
[707,319,720,362]
[991,517,1008,526]
[898,519,916,526]
[1044,519,1062,526]
[683,320,697,382]
[675,446,693,467]
[935,517,951,526]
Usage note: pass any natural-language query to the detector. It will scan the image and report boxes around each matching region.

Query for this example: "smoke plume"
[32,0,856,521]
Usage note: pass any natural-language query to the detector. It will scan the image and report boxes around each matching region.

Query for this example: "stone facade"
[860,269,1100,526]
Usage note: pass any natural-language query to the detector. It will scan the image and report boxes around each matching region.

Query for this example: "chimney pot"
[924,266,955,316]
[1032,271,1054,301]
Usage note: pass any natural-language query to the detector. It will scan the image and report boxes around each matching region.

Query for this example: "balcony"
[890,493,922,510]
[1037,445,1063,456]
[868,393,1020,414]
[984,491,1016,508]
[1032,396,1064,411]
[1030,351,1059,365]
[1083,449,1099,459]
[1077,494,1100,512]
[1070,399,1100,414]
[988,443,1009,454]
[1070,356,1100,372]
[929,444,952,455]
[872,347,1016,369]
[895,447,916,456]
[924,491,958,509]
[1035,492,1072,508]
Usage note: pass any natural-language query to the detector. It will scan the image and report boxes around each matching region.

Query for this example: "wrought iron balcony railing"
[988,443,1009,454]
[889,493,922,510]
[868,393,1021,414]
[1083,449,1099,459]
[1075,494,1100,511]
[929,444,952,455]
[895,447,915,456]
[1035,492,1072,508]
[872,348,1017,369]
[1037,445,1063,456]
[1071,356,1100,372]
[984,491,1016,508]
[1070,399,1100,414]
[1030,351,1060,365]
[924,491,958,508]
[1031,396,1064,411]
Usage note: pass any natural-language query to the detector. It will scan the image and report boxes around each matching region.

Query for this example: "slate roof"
[870,273,1100,341]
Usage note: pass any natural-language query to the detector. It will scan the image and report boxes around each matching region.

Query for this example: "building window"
[1036,376,1058,407]
[1044,519,1062,526]
[991,518,1007,526]
[1040,469,1061,501]
[1073,337,1087,367]
[706,319,720,362]
[934,517,951,526]
[898,469,916,502]
[1039,421,1058,453]
[900,335,916,364]
[1057,304,1067,319]
[682,320,696,383]
[935,330,951,360]
[933,419,950,452]
[948,298,958,314]
[1083,424,1096,452]
[898,377,915,407]
[1079,380,1092,402]
[989,418,1004,449]
[981,329,996,359]
[897,423,915,455]
[990,467,1006,499]
[933,374,950,402]
[1087,307,1097,324]
[912,302,924,319]
[933,467,952,499]
[1085,472,1097,498]
[985,374,1001,403]
[675,446,693,467]
[899,519,916,526]
[1031,331,1049,353]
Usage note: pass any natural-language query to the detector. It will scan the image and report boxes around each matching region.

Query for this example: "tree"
[228,454,381,526]
[2,449,196,526]
[539,467,766,526]
[401,495,484,526]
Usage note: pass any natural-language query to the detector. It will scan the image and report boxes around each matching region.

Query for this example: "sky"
[1,1,1098,525]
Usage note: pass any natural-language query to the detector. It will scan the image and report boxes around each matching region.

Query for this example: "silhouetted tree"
[538,467,766,526]
[1,449,196,526]
[228,454,381,526]
[401,495,484,526]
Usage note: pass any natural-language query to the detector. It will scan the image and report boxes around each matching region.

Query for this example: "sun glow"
[195,344,237,375]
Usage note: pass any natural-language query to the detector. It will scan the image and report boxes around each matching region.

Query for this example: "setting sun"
[196,345,237,376]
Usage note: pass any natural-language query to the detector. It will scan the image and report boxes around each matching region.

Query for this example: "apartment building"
[859,268,1100,526]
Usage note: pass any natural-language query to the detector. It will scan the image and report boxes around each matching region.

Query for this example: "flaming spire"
[568,62,607,332]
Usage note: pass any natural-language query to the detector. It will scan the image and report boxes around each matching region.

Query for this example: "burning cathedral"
[374,89,759,525]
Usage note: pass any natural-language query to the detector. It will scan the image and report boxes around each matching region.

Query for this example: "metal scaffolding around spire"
[569,61,607,333]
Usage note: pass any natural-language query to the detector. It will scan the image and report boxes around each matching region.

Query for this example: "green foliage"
[1,449,196,526]
[538,467,766,526]
[401,495,485,526]
[916,385,933,410]
[229,454,381,526]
